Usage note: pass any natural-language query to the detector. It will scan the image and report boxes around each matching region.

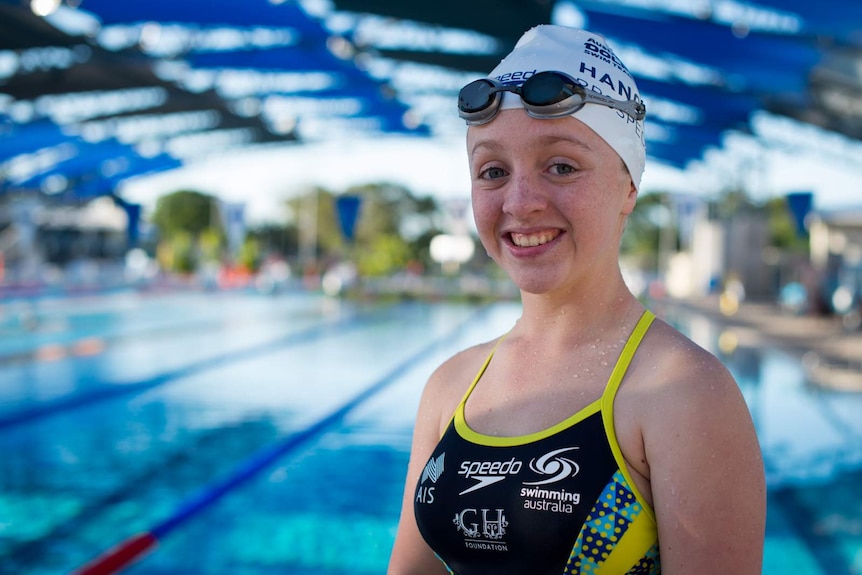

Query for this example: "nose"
[502,170,548,219]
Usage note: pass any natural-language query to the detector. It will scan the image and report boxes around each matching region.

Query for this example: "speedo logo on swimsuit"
[458,458,523,495]
[458,447,581,495]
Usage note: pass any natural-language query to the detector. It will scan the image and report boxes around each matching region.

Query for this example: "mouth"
[508,229,561,248]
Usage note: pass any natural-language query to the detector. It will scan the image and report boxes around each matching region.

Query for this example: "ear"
[621,178,638,216]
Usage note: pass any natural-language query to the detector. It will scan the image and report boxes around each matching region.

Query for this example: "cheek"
[470,191,501,241]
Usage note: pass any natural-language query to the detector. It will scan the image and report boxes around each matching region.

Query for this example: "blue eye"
[551,163,576,175]
[482,167,507,179]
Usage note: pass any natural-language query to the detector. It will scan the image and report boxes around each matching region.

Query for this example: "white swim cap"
[487,25,646,190]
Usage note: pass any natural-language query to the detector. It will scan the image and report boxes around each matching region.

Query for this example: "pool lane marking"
[29,338,107,363]
[73,306,486,575]
[0,308,394,431]
[0,297,346,367]
[3,420,276,567]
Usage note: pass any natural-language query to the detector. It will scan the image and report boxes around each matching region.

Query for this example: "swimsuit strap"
[601,309,656,404]
[600,308,657,521]
[459,309,656,411]
[456,333,507,411]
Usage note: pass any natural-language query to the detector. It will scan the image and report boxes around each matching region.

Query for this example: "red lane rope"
[73,533,158,575]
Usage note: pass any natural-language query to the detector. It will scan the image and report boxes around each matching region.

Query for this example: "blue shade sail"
[1,0,861,199]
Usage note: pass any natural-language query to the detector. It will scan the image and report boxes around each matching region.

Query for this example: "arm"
[388,357,467,575]
[643,345,766,574]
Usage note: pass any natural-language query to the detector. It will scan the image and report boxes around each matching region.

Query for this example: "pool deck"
[669,296,862,392]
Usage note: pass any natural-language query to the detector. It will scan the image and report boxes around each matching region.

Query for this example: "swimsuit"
[413,310,661,575]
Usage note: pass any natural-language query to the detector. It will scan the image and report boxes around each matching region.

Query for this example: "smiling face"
[467,109,637,297]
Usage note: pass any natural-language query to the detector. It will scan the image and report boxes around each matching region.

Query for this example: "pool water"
[0,290,860,574]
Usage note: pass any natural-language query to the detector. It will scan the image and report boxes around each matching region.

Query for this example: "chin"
[509,274,562,295]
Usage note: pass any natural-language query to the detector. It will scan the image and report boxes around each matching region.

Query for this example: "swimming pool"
[0,290,860,574]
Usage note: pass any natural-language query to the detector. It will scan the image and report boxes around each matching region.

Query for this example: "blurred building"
[664,194,862,312]
[0,195,129,286]
[809,209,862,314]
[665,199,775,300]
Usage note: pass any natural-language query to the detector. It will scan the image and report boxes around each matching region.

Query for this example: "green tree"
[765,196,808,252]
[157,230,195,273]
[238,237,261,271]
[246,223,298,259]
[152,190,220,238]
[199,228,223,264]
[347,183,443,276]
[151,190,223,273]
[285,183,444,277]
[285,187,343,260]
[357,233,412,276]
[622,191,676,271]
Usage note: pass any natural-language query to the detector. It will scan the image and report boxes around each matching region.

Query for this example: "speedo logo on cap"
[495,69,535,85]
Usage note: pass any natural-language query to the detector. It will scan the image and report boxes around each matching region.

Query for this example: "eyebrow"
[469,133,593,160]
[468,139,504,160]
[536,133,593,151]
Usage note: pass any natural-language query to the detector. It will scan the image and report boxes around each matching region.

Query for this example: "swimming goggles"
[458,71,646,125]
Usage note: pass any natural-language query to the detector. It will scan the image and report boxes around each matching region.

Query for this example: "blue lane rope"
[0,309,389,431]
[74,305,488,574]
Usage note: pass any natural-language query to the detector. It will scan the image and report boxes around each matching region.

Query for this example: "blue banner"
[786,192,813,236]
[335,194,362,242]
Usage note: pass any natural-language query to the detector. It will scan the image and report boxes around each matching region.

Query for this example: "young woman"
[388,25,765,575]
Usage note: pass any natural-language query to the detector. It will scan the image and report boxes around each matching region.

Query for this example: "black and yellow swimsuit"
[414,311,661,575]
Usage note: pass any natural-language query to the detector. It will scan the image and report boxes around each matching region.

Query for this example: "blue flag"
[335,194,362,241]
[786,192,813,236]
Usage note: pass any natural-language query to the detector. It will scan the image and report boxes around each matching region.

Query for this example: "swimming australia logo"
[458,457,523,495]
[519,447,582,514]
[524,447,580,485]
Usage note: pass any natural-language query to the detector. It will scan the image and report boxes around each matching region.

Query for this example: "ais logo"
[417,453,444,504]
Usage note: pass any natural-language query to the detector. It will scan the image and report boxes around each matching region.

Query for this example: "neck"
[515,272,641,344]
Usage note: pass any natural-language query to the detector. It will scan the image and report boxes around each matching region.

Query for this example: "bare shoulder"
[638,317,738,399]
[419,338,499,434]
[630,317,757,459]
[626,316,766,573]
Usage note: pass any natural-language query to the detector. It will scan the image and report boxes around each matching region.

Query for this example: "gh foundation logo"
[453,508,508,542]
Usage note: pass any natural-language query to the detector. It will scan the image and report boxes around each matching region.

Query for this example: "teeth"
[511,231,557,247]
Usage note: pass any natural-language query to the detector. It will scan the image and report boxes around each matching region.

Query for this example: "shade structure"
[1,0,860,203]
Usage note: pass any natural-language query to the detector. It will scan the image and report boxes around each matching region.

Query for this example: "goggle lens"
[457,71,644,125]
[521,73,575,107]
[458,80,497,113]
